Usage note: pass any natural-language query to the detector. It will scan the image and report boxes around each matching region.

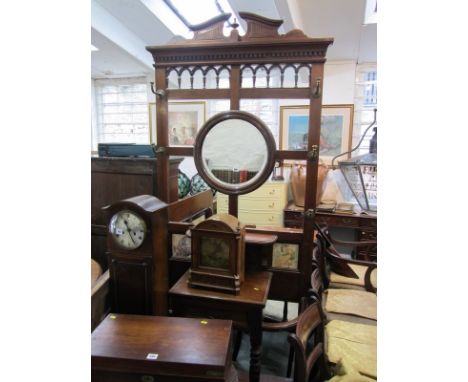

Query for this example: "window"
[353,64,377,155]
[92,77,149,151]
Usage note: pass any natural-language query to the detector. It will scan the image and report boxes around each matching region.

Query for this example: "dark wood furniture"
[103,195,170,316]
[314,225,377,294]
[284,202,377,260]
[169,270,272,382]
[91,156,183,271]
[288,301,330,382]
[92,313,236,381]
[92,259,110,331]
[146,12,333,302]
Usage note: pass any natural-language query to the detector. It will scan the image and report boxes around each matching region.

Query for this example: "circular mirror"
[194,111,275,195]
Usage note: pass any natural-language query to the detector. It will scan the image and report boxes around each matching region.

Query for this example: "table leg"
[247,309,262,382]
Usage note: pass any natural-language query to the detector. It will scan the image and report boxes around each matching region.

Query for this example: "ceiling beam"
[91,0,153,70]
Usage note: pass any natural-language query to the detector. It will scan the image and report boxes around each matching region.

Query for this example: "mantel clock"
[189,213,246,294]
[103,194,169,315]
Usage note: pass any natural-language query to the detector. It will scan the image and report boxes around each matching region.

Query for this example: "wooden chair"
[287,301,330,382]
[237,301,326,382]
[91,259,110,331]
[314,224,377,294]
[309,266,376,326]
[238,299,376,381]
[316,223,377,262]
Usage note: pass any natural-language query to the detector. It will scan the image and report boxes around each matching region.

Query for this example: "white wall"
[323,61,356,104]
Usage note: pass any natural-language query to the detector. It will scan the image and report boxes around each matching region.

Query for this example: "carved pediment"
[238,12,283,39]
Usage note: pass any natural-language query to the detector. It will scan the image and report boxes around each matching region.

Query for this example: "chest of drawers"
[216,181,289,227]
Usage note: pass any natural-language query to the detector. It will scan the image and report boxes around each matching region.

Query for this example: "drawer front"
[359,218,377,229]
[238,211,283,227]
[216,194,229,211]
[359,230,377,241]
[240,198,285,211]
[315,214,360,228]
[246,183,287,200]
[217,196,286,212]
[217,208,283,227]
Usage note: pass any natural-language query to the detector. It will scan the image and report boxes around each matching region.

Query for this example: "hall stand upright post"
[155,67,170,202]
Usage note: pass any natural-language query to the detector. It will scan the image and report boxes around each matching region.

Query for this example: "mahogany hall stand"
[92,314,236,381]
[169,271,272,382]
[146,12,333,300]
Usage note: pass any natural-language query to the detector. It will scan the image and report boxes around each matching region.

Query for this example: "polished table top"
[169,270,272,308]
[92,313,233,378]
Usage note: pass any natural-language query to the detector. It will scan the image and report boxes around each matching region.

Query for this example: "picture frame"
[271,243,299,270]
[279,104,354,165]
[148,101,206,145]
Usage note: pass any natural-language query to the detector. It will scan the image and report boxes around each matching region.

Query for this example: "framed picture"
[148,101,206,145]
[271,243,299,270]
[171,234,191,258]
[279,104,354,165]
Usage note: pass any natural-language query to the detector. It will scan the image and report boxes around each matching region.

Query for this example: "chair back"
[287,302,329,382]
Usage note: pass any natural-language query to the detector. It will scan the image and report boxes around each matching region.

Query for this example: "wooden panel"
[168,190,213,222]
[92,172,153,225]
[109,256,153,315]
[92,314,233,381]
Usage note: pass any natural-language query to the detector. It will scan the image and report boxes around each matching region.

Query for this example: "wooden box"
[189,214,246,295]
[92,314,235,381]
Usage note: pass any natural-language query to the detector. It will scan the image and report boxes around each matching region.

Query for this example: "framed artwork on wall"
[271,243,299,270]
[148,101,206,145]
[279,104,354,165]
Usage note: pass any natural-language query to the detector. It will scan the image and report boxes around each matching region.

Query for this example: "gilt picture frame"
[149,101,206,145]
[279,104,354,165]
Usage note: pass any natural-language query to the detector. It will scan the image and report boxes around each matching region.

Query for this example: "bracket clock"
[103,194,169,315]
[189,213,246,294]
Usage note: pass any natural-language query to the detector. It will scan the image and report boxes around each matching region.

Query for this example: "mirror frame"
[194,110,276,195]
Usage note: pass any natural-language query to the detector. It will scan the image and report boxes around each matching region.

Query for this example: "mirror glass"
[194,111,275,195]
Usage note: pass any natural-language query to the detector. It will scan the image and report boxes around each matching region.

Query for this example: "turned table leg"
[247,309,262,382]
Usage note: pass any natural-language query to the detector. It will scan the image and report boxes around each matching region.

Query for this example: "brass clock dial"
[109,210,147,250]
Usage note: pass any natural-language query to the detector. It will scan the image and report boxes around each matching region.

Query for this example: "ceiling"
[91,0,376,78]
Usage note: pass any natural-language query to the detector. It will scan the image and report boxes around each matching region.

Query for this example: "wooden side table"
[169,271,272,382]
[92,313,236,381]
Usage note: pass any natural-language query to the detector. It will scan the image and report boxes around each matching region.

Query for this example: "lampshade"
[339,152,377,212]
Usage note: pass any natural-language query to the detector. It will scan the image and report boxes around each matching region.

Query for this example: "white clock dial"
[109,210,147,250]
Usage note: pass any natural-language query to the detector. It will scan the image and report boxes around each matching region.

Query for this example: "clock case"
[103,194,169,315]
[189,213,246,295]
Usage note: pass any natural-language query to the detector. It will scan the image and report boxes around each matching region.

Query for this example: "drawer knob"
[268,203,275,208]
[141,376,154,382]
[268,216,274,221]
[269,190,276,195]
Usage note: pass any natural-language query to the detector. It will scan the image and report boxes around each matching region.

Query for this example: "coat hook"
[150,82,166,99]
[312,78,321,98]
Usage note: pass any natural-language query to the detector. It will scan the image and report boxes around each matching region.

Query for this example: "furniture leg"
[247,309,263,382]
[232,329,243,361]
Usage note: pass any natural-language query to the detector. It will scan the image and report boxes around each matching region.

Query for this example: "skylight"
[142,0,243,40]
[364,0,377,24]
[170,0,221,25]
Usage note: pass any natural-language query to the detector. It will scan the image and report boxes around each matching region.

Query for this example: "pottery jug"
[290,162,328,207]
